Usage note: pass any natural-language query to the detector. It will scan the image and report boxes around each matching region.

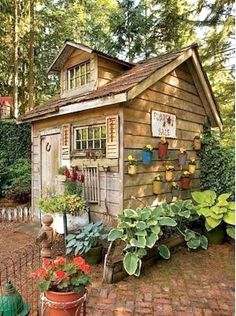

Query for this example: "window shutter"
[61,124,70,160]
[106,115,119,158]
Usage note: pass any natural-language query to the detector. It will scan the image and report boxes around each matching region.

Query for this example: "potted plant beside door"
[142,144,153,165]
[31,256,90,316]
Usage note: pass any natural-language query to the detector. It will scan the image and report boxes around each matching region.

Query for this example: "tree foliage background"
[0,0,235,144]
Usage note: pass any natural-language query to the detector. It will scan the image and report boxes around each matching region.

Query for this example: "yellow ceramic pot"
[188,164,196,174]
[152,181,162,194]
[165,170,174,182]
[128,165,137,175]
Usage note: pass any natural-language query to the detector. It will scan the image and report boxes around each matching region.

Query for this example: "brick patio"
[87,243,234,316]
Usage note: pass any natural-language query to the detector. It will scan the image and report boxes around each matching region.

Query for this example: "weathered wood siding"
[123,62,207,209]
[31,105,123,223]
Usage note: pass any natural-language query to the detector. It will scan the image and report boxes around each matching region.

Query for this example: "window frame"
[67,60,91,91]
[73,124,106,152]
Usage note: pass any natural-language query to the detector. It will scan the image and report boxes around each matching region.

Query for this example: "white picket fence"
[0,204,32,222]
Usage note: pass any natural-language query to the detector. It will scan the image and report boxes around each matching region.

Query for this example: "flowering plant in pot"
[180,171,191,189]
[31,256,90,316]
[142,144,153,165]
[66,222,107,264]
[171,182,180,200]
[165,165,175,182]
[127,155,137,175]
[178,148,187,167]
[158,137,168,159]
[152,174,163,194]
[193,135,201,151]
[188,157,196,174]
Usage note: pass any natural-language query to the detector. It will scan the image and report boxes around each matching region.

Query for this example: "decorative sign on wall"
[106,115,119,158]
[61,124,70,160]
[151,110,176,138]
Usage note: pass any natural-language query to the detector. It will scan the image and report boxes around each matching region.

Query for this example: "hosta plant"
[108,207,177,276]
[191,190,235,239]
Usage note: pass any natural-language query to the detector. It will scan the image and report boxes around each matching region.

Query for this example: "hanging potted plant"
[171,182,180,201]
[165,165,175,182]
[178,148,187,167]
[193,135,201,151]
[66,222,107,264]
[127,155,137,175]
[142,144,153,165]
[32,256,90,316]
[180,171,191,189]
[158,137,168,159]
[188,157,197,174]
[152,174,163,194]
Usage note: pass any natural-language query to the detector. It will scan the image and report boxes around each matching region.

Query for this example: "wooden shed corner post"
[119,105,125,215]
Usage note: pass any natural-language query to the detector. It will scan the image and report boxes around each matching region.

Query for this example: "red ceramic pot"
[180,177,191,189]
[158,142,168,159]
[43,290,85,316]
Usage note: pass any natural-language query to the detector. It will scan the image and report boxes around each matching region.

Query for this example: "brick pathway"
[87,243,234,316]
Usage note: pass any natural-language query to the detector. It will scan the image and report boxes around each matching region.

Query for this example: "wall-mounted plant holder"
[178,148,187,166]
[128,165,137,175]
[142,145,153,165]
[180,171,191,189]
[188,158,196,174]
[165,165,175,182]
[158,137,168,159]
[193,136,201,151]
[171,182,180,200]
[152,175,163,194]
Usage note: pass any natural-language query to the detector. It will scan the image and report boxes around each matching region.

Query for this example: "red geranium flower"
[31,272,37,280]
[55,270,66,280]
[73,257,90,273]
[42,258,52,267]
[37,267,47,278]
[54,257,66,266]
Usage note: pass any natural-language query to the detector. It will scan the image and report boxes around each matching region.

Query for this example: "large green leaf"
[199,207,211,217]
[187,238,201,249]
[206,217,222,229]
[66,238,77,248]
[228,202,235,211]
[184,230,196,241]
[200,235,208,250]
[123,252,139,275]
[211,206,227,215]
[217,193,231,206]
[191,190,216,206]
[146,233,158,248]
[159,217,177,226]
[140,208,151,220]
[151,225,161,235]
[135,229,147,236]
[210,212,224,220]
[134,259,142,277]
[130,236,146,248]
[136,221,147,230]
[124,209,139,218]
[108,229,124,241]
[223,211,235,225]
[178,209,190,218]
[226,226,235,239]
[158,244,170,259]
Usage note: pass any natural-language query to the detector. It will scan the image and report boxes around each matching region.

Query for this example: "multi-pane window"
[74,125,106,151]
[67,61,91,90]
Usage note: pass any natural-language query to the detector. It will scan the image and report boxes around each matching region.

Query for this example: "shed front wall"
[123,62,208,209]
[31,105,124,225]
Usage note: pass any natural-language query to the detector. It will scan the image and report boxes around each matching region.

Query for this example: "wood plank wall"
[123,62,208,209]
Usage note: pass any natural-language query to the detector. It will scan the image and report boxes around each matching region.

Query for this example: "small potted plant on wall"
[158,137,168,159]
[188,157,197,174]
[32,256,90,316]
[193,135,201,151]
[152,174,163,194]
[127,155,137,175]
[171,182,180,201]
[142,144,153,165]
[165,165,175,182]
[66,222,107,264]
[178,147,187,167]
[180,171,191,189]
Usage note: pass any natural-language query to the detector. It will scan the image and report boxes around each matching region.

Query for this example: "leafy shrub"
[2,158,31,203]
[199,125,235,199]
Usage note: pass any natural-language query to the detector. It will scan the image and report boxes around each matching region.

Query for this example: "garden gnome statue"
[36,214,54,258]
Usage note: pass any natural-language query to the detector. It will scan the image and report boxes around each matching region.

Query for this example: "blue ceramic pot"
[142,150,153,165]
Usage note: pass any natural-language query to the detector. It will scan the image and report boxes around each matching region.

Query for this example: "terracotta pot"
[193,138,201,151]
[128,165,137,175]
[44,289,85,316]
[158,142,168,159]
[142,150,153,165]
[152,181,162,194]
[188,164,196,174]
[180,177,191,189]
[178,153,187,166]
[165,170,174,182]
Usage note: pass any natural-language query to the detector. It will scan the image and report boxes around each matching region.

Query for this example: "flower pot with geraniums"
[180,171,191,189]
[127,155,137,175]
[188,157,196,174]
[142,144,153,165]
[171,182,180,201]
[152,174,163,194]
[191,190,235,244]
[165,165,175,182]
[31,256,90,316]
[178,148,187,167]
[193,135,201,151]
[66,222,107,264]
[39,194,89,234]
[158,137,168,159]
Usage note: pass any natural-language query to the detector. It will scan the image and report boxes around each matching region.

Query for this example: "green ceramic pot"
[83,245,103,264]
[204,226,225,245]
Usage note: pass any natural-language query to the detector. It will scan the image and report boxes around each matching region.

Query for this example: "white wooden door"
[41,133,60,197]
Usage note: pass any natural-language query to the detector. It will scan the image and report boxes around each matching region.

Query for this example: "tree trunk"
[28,0,35,111]
[13,0,19,118]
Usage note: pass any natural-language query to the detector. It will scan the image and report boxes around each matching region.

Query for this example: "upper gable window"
[67,61,91,90]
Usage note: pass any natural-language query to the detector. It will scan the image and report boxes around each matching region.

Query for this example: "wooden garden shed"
[18,41,223,224]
